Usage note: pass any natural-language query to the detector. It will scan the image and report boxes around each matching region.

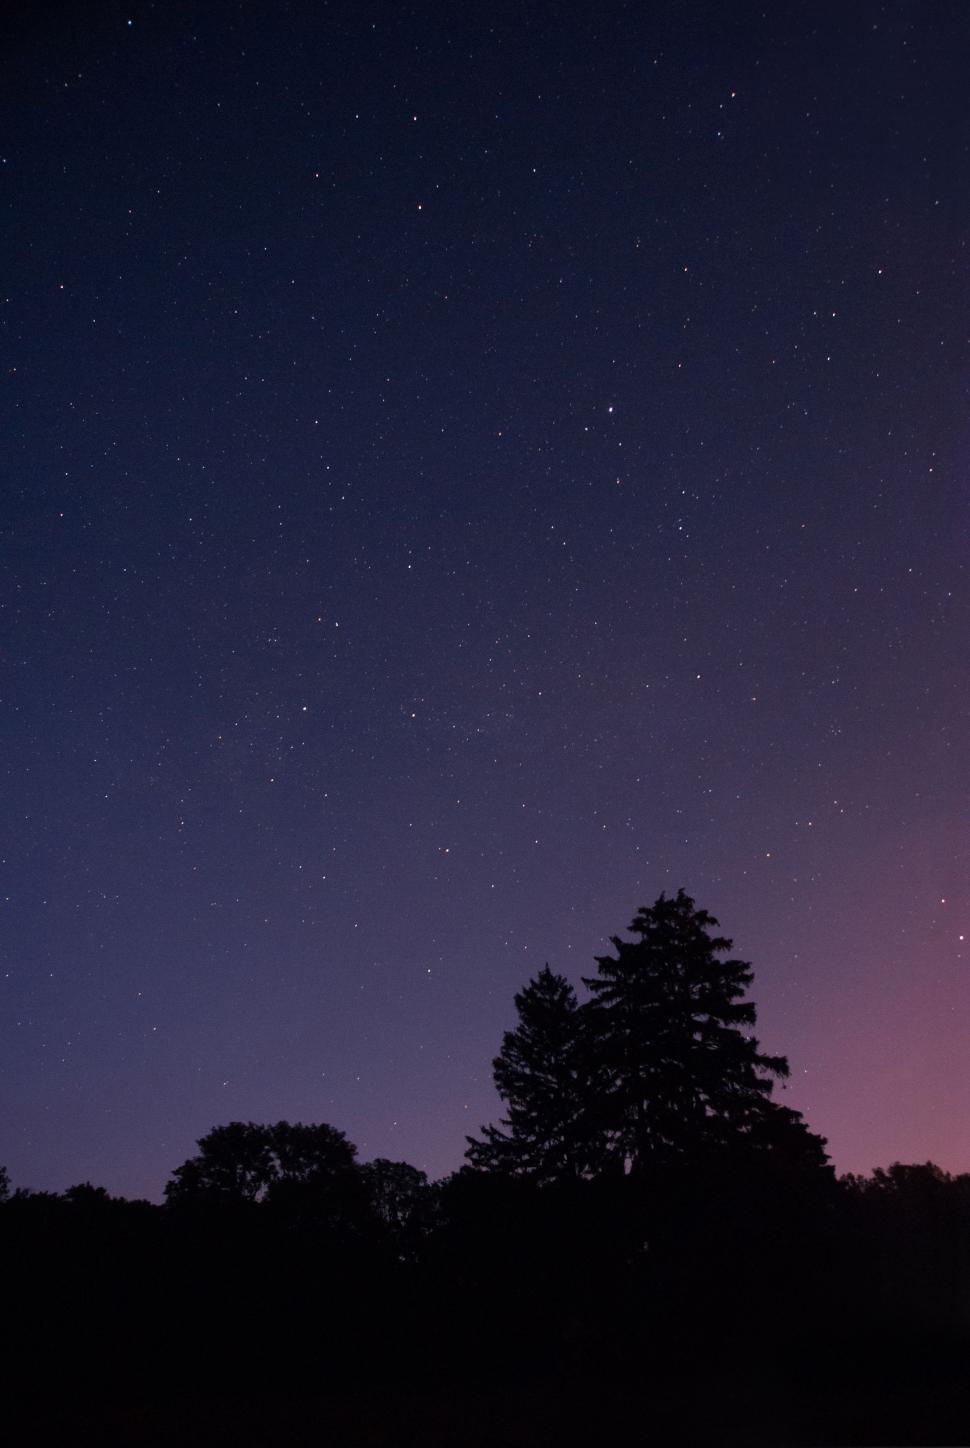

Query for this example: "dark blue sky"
[3,0,968,1199]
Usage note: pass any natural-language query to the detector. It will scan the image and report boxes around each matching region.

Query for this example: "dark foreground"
[12,1376,970,1447]
[8,1164,970,1445]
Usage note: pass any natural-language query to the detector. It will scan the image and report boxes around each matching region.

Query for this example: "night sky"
[3,0,968,1201]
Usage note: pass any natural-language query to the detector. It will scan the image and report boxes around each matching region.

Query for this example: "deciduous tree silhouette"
[164,1120,357,1206]
[361,1157,430,1233]
[265,1120,357,1186]
[165,1121,274,1203]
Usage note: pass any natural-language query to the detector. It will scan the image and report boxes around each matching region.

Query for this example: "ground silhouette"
[6,893,970,1444]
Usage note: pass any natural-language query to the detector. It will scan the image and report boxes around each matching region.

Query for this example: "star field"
[1,0,968,1198]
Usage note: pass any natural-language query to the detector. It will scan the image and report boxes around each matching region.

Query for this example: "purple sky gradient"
[2,0,967,1200]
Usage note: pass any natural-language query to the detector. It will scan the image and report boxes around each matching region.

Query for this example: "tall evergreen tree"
[466,966,606,1182]
[583,889,799,1172]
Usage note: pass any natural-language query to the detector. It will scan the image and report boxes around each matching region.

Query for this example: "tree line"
[5,890,970,1445]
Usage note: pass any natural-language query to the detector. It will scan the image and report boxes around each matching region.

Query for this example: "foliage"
[469,890,828,1180]
[583,889,803,1171]
[360,1157,430,1233]
[165,1120,357,1205]
[466,966,607,1181]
